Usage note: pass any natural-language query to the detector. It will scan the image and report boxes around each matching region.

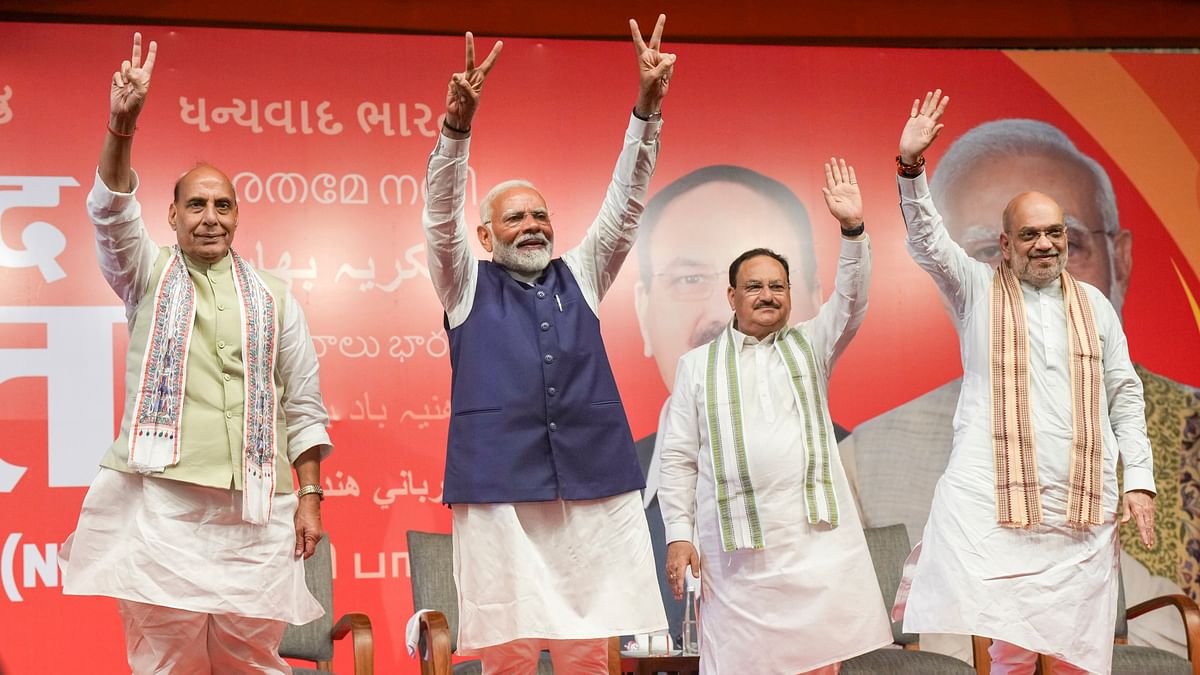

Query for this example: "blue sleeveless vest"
[443,259,645,504]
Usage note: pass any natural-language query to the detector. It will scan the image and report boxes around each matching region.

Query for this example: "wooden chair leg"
[971,635,992,675]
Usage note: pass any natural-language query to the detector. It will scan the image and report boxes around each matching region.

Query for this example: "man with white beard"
[419,17,675,673]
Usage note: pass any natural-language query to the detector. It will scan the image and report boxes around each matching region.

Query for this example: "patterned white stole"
[128,246,279,524]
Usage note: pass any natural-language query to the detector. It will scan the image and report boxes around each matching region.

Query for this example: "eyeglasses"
[1015,225,1067,243]
[484,209,552,227]
[651,266,725,301]
[737,282,790,296]
[961,215,1113,267]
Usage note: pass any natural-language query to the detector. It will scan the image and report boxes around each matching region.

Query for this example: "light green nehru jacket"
[102,247,295,492]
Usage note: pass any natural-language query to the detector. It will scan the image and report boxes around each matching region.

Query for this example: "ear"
[477,224,493,253]
[727,285,736,311]
[633,280,654,358]
[168,202,179,232]
[1111,227,1133,290]
[999,231,1011,264]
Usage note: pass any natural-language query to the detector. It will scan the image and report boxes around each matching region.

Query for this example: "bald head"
[1000,191,1068,288]
[1002,191,1063,235]
[168,163,240,264]
[174,163,235,205]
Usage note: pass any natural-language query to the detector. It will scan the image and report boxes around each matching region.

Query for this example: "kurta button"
[217,340,226,349]
[549,422,558,432]
[225,411,233,419]
[547,386,557,396]
[217,304,226,311]
[540,322,551,331]
[223,373,231,381]
[544,354,554,364]
[536,290,547,299]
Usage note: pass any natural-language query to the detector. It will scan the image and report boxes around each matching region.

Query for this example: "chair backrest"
[862,523,919,646]
[279,536,336,663]
[407,530,461,653]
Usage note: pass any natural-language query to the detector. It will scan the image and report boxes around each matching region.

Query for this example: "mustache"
[516,233,550,246]
[753,300,781,309]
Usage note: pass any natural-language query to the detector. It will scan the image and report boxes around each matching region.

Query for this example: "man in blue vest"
[420,17,675,673]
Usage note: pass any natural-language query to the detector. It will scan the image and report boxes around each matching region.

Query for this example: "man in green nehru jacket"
[60,34,333,674]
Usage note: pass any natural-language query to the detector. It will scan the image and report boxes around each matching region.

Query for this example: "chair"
[407,530,621,675]
[279,536,375,674]
[970,573,1200,675]
[841,524,977,674]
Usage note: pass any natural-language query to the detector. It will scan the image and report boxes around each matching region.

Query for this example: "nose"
[520,215,548,235]
[1033,232,1055,249]
[201,203,220,224]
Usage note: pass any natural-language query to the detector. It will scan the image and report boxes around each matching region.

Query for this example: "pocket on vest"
[454,406,502,416]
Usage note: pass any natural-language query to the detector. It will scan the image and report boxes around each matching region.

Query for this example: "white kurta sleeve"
[562,114,661,313]
[799,235,871,369]
[659,356,702,544]
[422,132,478,329]
[277,290,334,462]
[88,169,159,317]
[1093,293,1155,493]
[898,171,988,320]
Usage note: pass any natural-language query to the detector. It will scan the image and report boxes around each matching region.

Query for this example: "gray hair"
[480,179,540,227]
[929,118,1119,236]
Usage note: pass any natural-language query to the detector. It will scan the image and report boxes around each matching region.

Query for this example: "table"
[620,654,700,675]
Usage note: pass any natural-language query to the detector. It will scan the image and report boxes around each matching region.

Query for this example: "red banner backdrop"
[1,22,1197,673]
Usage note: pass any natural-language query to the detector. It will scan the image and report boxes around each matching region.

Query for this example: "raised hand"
[821,157,863,231]
[109,32,157,132]
[444,32,502,134]
[630,14,676,118]
[898,89,949,165]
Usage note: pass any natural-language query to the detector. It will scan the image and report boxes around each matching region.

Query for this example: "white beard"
[492,233,553,275]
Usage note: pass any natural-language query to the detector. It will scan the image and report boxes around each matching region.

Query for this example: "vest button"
[540,322,551,331]
[547,386,557,396]
[549,422,558,432]
[217,304,226,311]
[223,373,231,381]
[225,411,233,419]
[217,340,226,349]
[543,354,554,364]
[536,290,547,299]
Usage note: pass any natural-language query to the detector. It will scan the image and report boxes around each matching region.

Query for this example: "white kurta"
[897,173,1154,674]
[422,115,668,650]
[660,237,893,674]
[61,468,323,625]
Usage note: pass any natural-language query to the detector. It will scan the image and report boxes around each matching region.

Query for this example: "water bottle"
[681,572,700,656]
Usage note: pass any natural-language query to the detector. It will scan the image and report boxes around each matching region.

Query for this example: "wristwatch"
[633,107,662,122]
[841,221,866,237]
[297,484,325,501]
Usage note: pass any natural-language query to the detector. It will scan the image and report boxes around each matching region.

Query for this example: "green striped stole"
[704,323,840,552]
